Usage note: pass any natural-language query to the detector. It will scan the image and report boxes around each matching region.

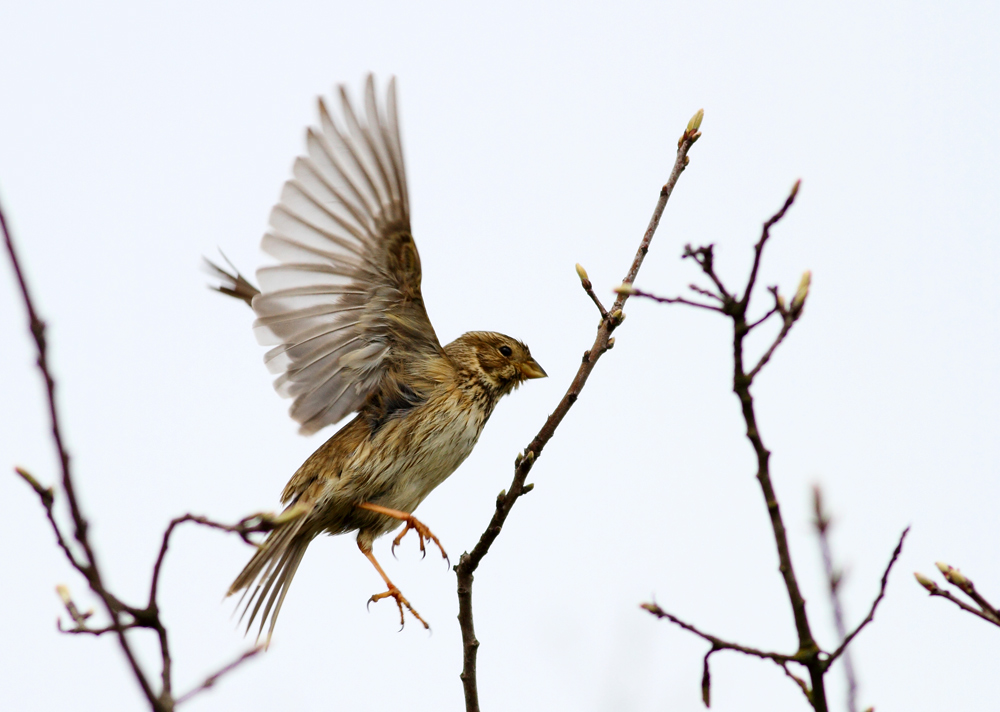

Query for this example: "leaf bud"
[791,270,811,312]
[687,108,704,132]
[56,584,72,605]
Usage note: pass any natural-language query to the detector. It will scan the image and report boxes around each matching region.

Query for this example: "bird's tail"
[203,254,261,307]
[228,502,313,646]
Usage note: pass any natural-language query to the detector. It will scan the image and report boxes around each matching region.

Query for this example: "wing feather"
[253,76,441,434]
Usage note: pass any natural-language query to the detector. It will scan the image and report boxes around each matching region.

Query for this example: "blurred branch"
[4,195,267,711]
[915,564,1000,628]
[812,487,859,712]
[634,183,907,711]
[454,110,704,712]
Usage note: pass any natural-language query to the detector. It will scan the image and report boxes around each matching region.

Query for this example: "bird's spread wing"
[252,76,441,434]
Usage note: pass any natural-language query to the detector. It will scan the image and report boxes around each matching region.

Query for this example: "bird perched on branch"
[209,75,546,643]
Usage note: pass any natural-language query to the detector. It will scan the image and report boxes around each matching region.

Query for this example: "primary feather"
[252,75,440,435]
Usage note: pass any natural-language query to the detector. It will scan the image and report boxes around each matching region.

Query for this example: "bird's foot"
[356,502,449,564]
[368,585,430,630]
[391,514,449,564]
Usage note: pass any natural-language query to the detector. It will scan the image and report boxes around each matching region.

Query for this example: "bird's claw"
[367,586,430,630]
[390,515,450,566]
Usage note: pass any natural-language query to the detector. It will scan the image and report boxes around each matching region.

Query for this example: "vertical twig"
[813,486,858,712]
[454,111,704,712]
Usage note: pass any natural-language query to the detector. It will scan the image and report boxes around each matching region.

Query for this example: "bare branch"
[149,513,273,608]
[825,527,910,667]
[747,317,795,380]
[59,620,137,636]
[741,179,800,308]
[746,301,779,331]
[175,647,263,706]
[689,283,724,302]
[641,602,792,663]
[619,286,724,312]
[16,467,86,570]
[643,602,820,707]
[780,662,813,704]
[682,244,732,303]
[455,114,703,712]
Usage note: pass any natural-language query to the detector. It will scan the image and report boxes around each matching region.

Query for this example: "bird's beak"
[518,359,547,380]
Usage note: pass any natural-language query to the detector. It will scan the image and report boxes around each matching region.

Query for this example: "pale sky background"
[1,2,998,710]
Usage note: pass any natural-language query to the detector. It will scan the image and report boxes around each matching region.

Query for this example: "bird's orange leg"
[356,502,449,564]
[357,539,429,629]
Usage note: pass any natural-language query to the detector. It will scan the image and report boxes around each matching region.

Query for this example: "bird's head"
[446,331,546,397]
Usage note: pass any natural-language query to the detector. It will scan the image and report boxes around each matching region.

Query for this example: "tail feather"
[204,254,261,307]
[259,545,308,642]
[229,511,312,645]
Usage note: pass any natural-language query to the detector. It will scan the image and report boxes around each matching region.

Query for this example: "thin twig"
[915,565,1000,628]
[824,527,909,668]
[641,603,792,664]
[934,563,1000,622]
[2,196,163,709]
[746,315,795,380]
[15,468,85,570]
[174,647,263,706]
[454,114,702,712]
[689,283,724,302]
[919,585,1000,627]
[746,305,778,331]
[780,662,813,703]
[963,585,1000,622]
[575,265,609,318]
[741,180,800,308]
[59,620,136,636]
[643,602,816,708]
[149,514,273,607]
[682,244,732,302]
[622,287,724,312]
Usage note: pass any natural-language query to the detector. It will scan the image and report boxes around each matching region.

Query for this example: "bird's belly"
[351,395,487,517]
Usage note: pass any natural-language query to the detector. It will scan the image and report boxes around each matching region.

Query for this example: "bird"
[209,75,546,643]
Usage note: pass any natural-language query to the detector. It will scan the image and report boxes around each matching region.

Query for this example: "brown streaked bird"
[210,75,546,643]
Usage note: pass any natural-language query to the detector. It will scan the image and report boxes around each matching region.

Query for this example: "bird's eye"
[499,345,513,357]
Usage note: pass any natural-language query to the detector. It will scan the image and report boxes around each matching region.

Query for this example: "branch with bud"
[4,201,265,712]
[631,181,908,711]
[915,563,1000,628]
[455,107,704,712]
